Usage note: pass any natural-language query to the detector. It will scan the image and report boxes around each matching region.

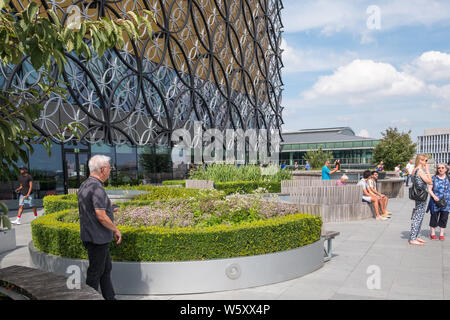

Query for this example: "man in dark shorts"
[11,166,38,225]
[77,155,122,300]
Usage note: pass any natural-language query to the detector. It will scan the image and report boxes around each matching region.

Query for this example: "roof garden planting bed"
[32,188,324,294]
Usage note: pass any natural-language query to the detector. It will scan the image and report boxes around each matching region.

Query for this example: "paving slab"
[1,190,449,300]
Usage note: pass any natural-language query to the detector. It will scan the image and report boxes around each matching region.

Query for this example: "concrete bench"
[322,230,340,262]
[0,265,103,300]
[289,185,373,222]
[185,180,214,189]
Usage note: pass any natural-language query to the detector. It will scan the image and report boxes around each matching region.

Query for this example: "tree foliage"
[372,127,417,171]
[303,147,334,170]
[0,1,154,180]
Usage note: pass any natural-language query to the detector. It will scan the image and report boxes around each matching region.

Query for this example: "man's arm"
[329,167,339,175]
[95,209,122,244]
[368,184,381,197]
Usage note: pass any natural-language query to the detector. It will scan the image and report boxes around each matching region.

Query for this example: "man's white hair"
[89,155,111,174]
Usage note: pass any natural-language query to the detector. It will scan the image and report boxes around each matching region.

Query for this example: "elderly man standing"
[77,155,122,300]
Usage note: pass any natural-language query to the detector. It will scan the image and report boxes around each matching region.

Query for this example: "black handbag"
[409,170,428,201]
[435,198,447,208]
[434,175,449,208]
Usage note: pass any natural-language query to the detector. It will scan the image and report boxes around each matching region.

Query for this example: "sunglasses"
[438,167,446,170]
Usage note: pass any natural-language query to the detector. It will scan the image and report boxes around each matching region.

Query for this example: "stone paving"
[1,189,449,300]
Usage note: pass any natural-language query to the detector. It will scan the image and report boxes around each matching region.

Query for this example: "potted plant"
[0,202,16,254]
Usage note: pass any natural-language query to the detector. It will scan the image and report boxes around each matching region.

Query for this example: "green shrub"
[162,180,186,187]
[131,186,225,201]
[214,181,281,195]
[43,194,78,214]
[190,164,292,182]
[31,210,322,262]
[43,187,225,214]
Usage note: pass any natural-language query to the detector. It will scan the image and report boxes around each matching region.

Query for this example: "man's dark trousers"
[83,242,115,300]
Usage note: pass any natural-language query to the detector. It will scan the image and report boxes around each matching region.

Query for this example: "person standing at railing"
[322,160,339,180]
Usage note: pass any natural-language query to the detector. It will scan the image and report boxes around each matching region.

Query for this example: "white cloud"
[406,51,450,82]
[357,129,370,138]
[302,59,425,102]
[280,39,357,73]
[428,83,450,110]
[282,0,450,43]
[282,0,359,35]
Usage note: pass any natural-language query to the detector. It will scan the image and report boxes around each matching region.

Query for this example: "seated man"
[357,170,388,221]
[369,171,391,217]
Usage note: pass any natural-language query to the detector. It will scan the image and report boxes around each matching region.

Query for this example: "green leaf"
[47,10,61,28]
[26,3,39,23]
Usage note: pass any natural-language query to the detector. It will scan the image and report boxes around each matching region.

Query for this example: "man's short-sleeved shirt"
[77,176,114,244]
[305,163,310,171]
[18,174,33,196]
[322,165,331,180]
[368,178,377,190]
[406,163,415,175]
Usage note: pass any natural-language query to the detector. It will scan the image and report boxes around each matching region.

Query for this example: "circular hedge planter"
[30,208,324,294]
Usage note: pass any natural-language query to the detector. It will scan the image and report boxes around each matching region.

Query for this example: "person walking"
[409,154,433,246]
[427,163,450,241]
[77,155,122,300]
[322,160,339,180]
[405,159,415,187]
[11,166,38,224]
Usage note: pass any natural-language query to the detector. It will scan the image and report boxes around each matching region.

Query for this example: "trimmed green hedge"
[31,210,322,262]
[214,181,281,195]
[43,194,78,214]
[164,180,282,194]
[162,180,186,187]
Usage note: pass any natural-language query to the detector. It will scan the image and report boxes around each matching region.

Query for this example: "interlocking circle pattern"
[0,0,284,146]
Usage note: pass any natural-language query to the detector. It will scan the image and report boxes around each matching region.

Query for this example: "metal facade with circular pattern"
[1,0,284,147]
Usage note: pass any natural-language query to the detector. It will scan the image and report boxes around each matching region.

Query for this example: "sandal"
[409,240,424,246]
[430,234,438,240]
[416,238,427,243]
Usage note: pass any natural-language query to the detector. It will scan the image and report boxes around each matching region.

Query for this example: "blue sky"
[279,0,450,141]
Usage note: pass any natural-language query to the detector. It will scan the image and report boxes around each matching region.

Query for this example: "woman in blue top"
[427,163,450,241]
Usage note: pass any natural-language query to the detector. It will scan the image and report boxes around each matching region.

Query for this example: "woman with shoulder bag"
[409,154,433,246]
[427,163,450,241]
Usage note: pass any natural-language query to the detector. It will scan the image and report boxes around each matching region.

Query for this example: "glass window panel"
[116,144,138,185]
[29,143,63,197]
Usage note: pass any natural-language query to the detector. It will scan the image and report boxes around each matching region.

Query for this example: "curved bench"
[0,265,103,300]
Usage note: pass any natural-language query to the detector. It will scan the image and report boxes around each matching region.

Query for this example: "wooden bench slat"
[0,265,103,300]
